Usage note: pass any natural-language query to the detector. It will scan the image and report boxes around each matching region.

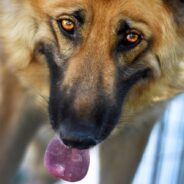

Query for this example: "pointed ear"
[164,0,184,31]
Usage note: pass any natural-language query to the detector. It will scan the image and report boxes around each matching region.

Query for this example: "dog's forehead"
[36,0,168,48]
[38,0,163,20]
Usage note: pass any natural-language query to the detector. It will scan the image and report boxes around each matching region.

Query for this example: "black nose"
[62,136,97,150]
[59,122,97,149]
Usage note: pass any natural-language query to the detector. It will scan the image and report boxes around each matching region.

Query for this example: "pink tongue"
[44,135,90,182]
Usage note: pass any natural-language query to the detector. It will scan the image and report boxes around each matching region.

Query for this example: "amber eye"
[118,30,142,51]
[126,32,139,43]
[60,18,75,33]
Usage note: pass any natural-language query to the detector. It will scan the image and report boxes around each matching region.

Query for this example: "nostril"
[62,137,97,150]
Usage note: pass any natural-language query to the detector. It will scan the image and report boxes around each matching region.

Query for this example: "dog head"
[36,0,184,149]
[2,0,184,149]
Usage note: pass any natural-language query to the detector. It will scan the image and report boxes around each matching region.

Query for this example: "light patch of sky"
[133,94,184,184]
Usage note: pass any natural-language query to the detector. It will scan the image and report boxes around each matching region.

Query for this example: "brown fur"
[0,0,184,183]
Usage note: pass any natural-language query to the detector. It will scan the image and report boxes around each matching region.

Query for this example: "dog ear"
[164,0,184,31]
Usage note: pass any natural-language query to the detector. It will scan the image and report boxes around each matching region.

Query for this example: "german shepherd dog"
[0,0,184,183]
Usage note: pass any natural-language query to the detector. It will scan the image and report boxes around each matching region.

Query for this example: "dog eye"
[119,30,143,50]
[126,32,139,43]
[61,19,75,32]
[58,17,76,36]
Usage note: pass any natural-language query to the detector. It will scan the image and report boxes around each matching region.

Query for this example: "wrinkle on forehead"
[37,0,167,27]
[37,0,163,14]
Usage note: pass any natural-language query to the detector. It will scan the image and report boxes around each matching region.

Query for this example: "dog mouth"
[44,135,90,182]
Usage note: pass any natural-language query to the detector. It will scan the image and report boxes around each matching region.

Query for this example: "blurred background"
[133,93,184,184]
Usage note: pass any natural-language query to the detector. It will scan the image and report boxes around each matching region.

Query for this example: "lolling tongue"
[44,135,90,182]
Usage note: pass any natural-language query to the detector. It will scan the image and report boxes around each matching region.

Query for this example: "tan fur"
[0,0,184,183]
